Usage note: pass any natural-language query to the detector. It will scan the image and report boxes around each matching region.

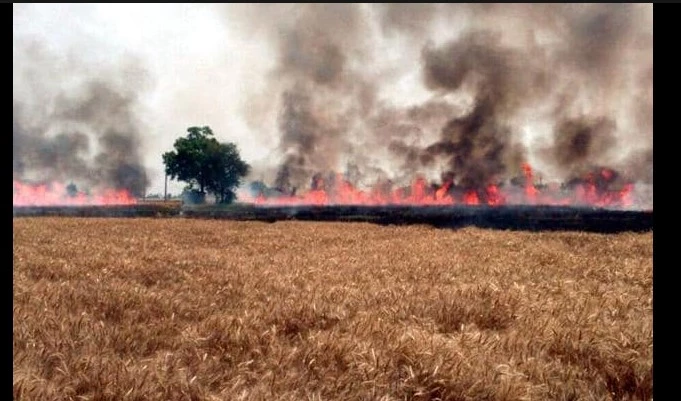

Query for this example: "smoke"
[230,3,652,192]
[414,30,545,188]
[539,4,652,184]
[259,4,376,191]
[548,117,617,174]
[13,4,652,199]
[13,39,151,196]
[374,3,441,40]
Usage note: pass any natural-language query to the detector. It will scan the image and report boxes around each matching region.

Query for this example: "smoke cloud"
[13,29,151,196]
[13,4,652,199]
[231,3,652,192]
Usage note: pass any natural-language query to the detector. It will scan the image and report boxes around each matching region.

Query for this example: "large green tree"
[162,126,250,204]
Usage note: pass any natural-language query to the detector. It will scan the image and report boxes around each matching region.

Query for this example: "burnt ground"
[13,204,653,233]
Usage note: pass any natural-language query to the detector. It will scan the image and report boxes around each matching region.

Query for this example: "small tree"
[163,126,250,204]
[249,180,268,197]
[66,182,79,197]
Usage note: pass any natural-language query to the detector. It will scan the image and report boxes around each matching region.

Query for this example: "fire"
[521,162,538,203]
[13,180,137,206]
[243,163,639,209]
[485,184,504,206]
[434,180,452,202]
[463,190,480,205]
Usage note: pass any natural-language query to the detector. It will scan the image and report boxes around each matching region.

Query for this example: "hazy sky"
[13,4,653,196]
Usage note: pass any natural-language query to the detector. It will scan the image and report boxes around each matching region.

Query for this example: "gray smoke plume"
[549,116,617,175]
[13,40,150,196]
[413,30,545,188]
[540,4,652,183]
[263,4,375,192]
[229,3,651,193]
[13,4,651,203]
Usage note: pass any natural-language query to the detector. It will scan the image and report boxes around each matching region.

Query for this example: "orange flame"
[485,184,504,206]
[521,163,538,203]
[601,168,614,181]
[463,190,480,205]
[239,163,639,209]
[13,180,137,206]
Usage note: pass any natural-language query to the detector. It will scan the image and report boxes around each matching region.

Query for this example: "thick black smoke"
[13,4,651,203]
[13,42,150,196]
[413,30,545,188]
[549,117,617,175]
[215,4,658,207]
[231,3,651,194]
[263,4,375,192]
[542,3,651,183]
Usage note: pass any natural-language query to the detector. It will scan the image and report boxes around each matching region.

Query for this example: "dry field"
[13,217,652,401]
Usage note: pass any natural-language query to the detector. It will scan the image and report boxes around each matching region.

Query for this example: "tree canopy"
[162,126,250,204]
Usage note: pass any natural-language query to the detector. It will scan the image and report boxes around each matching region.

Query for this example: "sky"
[13,4,653,198]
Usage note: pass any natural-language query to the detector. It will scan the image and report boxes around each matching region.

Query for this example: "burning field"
[13,4,652,214]
[13,217,652,400]
[12,163,653,233]
[13,180,137,206]
[12,156,652,234]
[242,164,643,209]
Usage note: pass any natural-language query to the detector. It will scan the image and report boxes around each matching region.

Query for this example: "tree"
[66,182,78,197]
[249,180,268,197]
[162,126,250,204]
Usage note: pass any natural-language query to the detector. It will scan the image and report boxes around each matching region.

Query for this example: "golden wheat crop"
[13,217,653,400]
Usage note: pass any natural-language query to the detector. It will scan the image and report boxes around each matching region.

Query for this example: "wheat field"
[13,217,652,400]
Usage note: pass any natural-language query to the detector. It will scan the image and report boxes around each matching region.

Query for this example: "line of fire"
[13,162,644,210]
